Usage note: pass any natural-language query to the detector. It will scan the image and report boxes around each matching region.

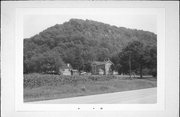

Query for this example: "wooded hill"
[24,18,157,74]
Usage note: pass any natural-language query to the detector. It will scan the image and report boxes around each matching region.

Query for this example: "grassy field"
[24,73,157,102]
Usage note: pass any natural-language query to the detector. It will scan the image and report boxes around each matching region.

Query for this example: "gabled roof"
[105,60,113,64]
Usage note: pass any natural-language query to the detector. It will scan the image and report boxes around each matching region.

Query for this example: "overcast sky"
[24,9,157,38]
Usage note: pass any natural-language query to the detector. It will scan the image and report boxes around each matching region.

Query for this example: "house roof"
[92,61,105,65]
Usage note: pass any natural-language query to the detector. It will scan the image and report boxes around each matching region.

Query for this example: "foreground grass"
[24,73,157,102]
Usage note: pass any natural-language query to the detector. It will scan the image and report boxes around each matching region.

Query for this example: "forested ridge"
[24,18,157,75]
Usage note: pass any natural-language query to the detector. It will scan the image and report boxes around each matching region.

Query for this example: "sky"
[23,9,157,38]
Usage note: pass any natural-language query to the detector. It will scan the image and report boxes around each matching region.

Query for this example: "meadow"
[24,73,157,102]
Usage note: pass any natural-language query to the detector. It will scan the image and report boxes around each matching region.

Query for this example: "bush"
[88,76,98,81]
[88,75,117,81]
[24,74,62,88]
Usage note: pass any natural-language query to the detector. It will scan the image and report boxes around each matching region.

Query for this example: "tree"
[72,47,84,71]
[23,50,65,74]
[144,45,157,77]
[39,51,65,73]
[119,41,147,78]
[110,54,123,74]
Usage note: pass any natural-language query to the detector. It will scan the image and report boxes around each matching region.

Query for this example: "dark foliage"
[117,41,157,77]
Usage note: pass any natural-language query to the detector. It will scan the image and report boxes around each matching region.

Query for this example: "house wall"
[98,68,104,75]
[92,64,105,75]
[105,62,112,75]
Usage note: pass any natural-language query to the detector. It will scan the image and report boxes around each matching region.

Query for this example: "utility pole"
[129,53,132,78]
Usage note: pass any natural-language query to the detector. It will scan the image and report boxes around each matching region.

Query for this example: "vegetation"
[24,73,115,89]
[24,18,157,77]
[112,41,157,78]
[24,74,157,102]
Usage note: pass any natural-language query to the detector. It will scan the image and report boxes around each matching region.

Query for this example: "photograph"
[2,1,179,117]
[23,13,157,104]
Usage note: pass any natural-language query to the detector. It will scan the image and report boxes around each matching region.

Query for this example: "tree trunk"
[129,54,131,78]
[140,64,143,78]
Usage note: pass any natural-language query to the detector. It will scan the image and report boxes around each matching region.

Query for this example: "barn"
[91,59,113,75]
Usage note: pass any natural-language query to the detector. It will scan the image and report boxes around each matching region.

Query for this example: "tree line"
[24,40,157,78]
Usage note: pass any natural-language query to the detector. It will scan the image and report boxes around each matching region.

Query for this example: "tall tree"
[73,47,84,71]
[119,41,147,78]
